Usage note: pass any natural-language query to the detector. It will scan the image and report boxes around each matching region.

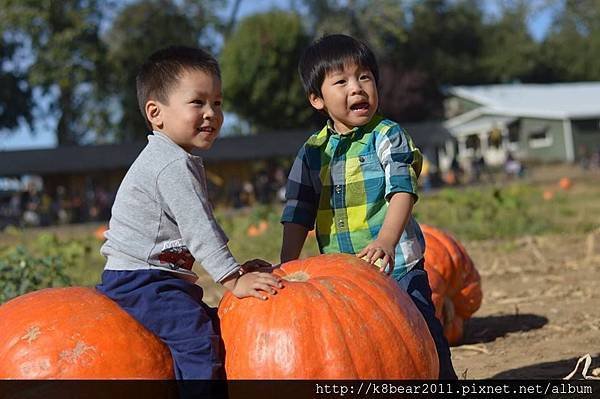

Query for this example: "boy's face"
[147,69,223,152]
[309,63,378,134]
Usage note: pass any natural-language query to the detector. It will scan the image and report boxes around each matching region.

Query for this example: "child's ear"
[308,93,325,111]
[145,100,162,129]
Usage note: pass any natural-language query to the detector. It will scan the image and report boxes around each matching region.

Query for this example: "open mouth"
[350,102,369,111]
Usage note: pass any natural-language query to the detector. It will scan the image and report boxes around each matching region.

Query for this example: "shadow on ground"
[492,354,600,379]
[462,313,548,344]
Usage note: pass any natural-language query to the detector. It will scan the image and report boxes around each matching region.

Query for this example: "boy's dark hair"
[298,34,379,98]
[136,45,221,129]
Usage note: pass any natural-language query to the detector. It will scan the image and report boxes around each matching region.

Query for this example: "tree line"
[1,0,599,146]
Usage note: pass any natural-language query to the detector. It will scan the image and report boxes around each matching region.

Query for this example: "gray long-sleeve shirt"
[101,131,239,282]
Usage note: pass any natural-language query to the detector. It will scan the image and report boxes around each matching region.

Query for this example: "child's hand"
[357,240,395,275]
[231,271,284,300]
[240,258,277,273]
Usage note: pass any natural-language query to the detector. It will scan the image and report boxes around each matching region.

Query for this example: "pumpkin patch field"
[1,164,599,379]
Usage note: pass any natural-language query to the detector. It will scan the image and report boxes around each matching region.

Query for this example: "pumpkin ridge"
[307,279,361,378]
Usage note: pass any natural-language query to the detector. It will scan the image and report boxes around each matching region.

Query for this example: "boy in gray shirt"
[96,46,282,380]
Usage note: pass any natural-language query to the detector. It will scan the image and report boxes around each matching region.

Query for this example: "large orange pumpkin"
[420,225,482,346]
[0,287,174,379]
[218,254,439,379]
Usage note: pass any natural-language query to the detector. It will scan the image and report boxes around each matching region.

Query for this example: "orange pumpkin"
[93,224,108,241]
[246,219,269,237]
[0,287,174,379]
[558,177,572,190]
[542,190,554,201]
[218,254,439,379]
[420,225,482,346]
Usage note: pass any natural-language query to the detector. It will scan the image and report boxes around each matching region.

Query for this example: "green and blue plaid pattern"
[281,115,426,279]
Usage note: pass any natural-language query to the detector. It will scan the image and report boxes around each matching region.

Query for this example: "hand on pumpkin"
[230,272,284,300]
[357,239,395,275]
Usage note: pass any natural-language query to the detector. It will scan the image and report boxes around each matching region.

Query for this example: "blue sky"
[1,0,557,151]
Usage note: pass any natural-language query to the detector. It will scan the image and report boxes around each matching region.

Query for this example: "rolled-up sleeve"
[281,145,318,229]
[376,124,423,202]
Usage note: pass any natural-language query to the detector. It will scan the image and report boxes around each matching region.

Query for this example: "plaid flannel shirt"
[281,115,426,279]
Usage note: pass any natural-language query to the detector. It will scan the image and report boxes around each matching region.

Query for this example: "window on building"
[528,126,553,148]
[572,119,600,133]
[466,134,480,151]
[508,123,520,143]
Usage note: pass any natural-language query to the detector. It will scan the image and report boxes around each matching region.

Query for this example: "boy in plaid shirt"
[280,34,456,379]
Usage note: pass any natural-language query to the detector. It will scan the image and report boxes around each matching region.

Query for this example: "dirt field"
[450,231,600,379]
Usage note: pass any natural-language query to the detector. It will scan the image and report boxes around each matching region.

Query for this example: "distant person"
[471,154,486,183]
[504,152,523,179]
[578,144,590,170]
[96,46,282,380]
[279,34,456,379]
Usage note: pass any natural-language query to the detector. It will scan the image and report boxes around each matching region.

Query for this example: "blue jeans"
[396,260,458,380]
[96,270,223,380]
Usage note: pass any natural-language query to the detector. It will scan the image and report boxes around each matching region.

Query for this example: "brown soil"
[450,231,600,379]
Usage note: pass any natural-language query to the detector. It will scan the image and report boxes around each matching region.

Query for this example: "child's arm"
[280,222,309,263]
[280,144,318,263]
[357,192,415,274]
[361,123,422,274]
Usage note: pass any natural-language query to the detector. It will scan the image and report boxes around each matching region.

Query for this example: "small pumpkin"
[0,287,174,379]
[420,225,482,346]
[542,190,555,201]
[558,177,572,190]
[218,254,439,379]
[93,224,108,241]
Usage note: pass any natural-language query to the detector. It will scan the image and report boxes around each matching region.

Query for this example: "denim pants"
[396,260,458,380]
[96,269,223,380]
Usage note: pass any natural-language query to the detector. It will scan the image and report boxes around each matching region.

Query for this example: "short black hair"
[298,34,379,98]
[136,45,221,129]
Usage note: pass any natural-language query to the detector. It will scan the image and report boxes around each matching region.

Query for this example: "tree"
[479,2,538,83]
[101,0,212,142]
[221,11,313,131]
[407,0,486,85]
[1,0,108,145]
[537,0,600,81]
[0,38,32,131]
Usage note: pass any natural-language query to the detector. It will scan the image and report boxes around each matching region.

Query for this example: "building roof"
[449,82,600,119]
[445,115,517,136]
[0,122,451,177]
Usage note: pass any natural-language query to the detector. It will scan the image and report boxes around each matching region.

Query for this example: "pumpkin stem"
[282,271,310,282]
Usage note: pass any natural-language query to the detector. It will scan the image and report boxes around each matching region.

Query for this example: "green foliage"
[537,0,600,82]
[414,184,556,240]
[0,247,71,303]
[0,232,104,303]
[221,11,313,130]
[0,0,108,145]
[0,38,32,130]
[0,242,72,304]
[479,3,538,83]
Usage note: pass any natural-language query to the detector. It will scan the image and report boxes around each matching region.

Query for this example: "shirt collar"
[150,130,203,160]
[313,114,383,145]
